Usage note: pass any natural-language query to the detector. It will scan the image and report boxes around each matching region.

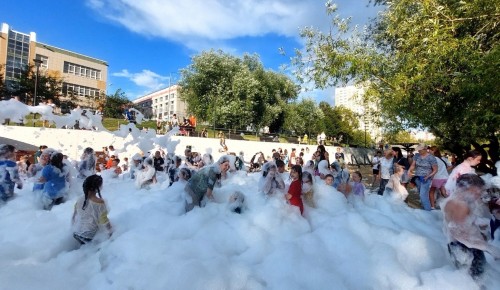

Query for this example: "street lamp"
[32,58,43,126]
[33,58,43,106]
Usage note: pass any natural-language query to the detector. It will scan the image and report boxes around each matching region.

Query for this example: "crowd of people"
[0,140,499,281]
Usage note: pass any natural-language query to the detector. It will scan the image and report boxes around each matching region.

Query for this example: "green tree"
[0,64,7,100]
[383,130,418,144]
[179,50,298,132]
[292,0,500,172]
[104,89,131,119]
[12,64,63,105]
[283,98,324,137]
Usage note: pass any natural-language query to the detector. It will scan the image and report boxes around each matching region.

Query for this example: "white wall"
[0,126,375,164]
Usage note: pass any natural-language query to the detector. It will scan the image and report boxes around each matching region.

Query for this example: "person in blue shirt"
[40,152,69,210]
[0,144,23,202]
[123,106,136,124]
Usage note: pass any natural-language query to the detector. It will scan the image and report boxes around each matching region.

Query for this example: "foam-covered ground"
[1,170,499,290]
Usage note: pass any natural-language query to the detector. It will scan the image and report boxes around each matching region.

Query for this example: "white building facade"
[334,84,382,142]
[132,85,187,121]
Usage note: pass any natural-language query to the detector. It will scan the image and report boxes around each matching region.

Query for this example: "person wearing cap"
[184,156,231,212]
[408,143,438,210]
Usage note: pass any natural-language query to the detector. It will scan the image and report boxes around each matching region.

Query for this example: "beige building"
[0,23,107,109]
[133,85,187,121]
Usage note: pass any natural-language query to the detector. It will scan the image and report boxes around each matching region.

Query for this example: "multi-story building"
[132,85,187,121]
[0,23,107,109]
[334,84,381,142]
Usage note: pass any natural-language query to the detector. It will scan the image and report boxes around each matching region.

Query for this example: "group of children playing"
[257,146,367,215]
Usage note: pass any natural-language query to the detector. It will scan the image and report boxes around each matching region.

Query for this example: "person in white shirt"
[377,150,394,195]
[171,114,179,127]
[107,145,118,159]
[371,151,382,188]
[429,146,453,209]
[72,175,112,245]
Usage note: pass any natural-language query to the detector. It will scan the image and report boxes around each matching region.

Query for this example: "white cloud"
[112,69,172,92]
[86,0,379,49]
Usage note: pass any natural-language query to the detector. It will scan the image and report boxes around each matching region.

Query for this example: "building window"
[5,30,30,82]
[63,61,101,80]
[35,54,49,70]
[62,82,100,97]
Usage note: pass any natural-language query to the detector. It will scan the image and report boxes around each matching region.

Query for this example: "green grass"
[100,118,157,131]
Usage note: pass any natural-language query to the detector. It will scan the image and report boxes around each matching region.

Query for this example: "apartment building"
[0,23,107,108]
[132,85,187,121]
[334,84,381,142]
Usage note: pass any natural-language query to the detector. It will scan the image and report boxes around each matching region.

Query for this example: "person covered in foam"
[128,153,144,180]
[258,161,285,196]
[0,144,23,203]
[442,174,500,280]
[302,170,315,208]
[72,175,112,245]
[135,157,156,189]
[78,147,96,179]
[184,155,231,212]
[384,164,409,201]
[317,159,332,180]
[40,152,70,210]
[228,191,246,214]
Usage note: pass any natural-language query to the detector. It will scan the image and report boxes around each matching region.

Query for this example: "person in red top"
[286,164,303,214]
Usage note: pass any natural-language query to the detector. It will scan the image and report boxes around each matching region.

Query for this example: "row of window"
[62,83,101,97]
[152,93,176,103]
[6,32,30,80]
[8,32,30,42]
[63,62,102,80]
[153,109,175,115]
[153,100,175,106]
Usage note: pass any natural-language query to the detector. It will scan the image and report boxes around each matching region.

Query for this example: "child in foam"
[324,174,334,186]
[78,147,96,179]
[384,164,409,201]
[286,165,304,215]
[135,158,156,189]
[40,152,69,210]
[259,161,285,196]
[302,171,315,208]
[348,171,365,200]
[0,144,23,202]
[28,148,55,192]
[129,153,144,180]
[228,191,245,214]
[72,175,112,245]
[184,156,231,212]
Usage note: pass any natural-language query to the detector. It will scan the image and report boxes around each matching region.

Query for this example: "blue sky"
[2,0,381,103]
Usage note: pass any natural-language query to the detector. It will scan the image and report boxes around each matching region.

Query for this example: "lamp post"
[32,58,43,126]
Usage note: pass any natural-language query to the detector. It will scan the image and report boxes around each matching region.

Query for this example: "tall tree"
[283,98,324,137]
[12,64,63,105]
[292,0,500,171]
[104,89,131,119]
[0,64,6,100]
[179,50,298,132]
